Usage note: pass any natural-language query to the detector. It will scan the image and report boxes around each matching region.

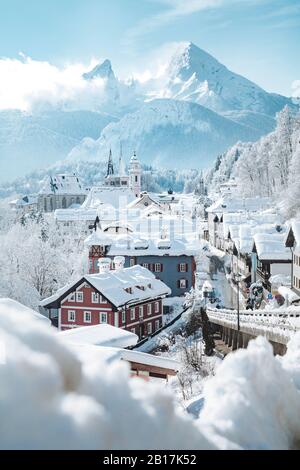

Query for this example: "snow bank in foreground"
[0,298,213,450]
[1,298,300,450]
[200,335,300,450]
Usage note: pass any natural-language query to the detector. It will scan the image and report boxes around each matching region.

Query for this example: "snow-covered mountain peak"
[167,42,222,81]
[83,59,116,81]
[148,41,294,116]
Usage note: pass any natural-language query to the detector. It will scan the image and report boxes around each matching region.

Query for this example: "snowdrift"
[1,298,300,449]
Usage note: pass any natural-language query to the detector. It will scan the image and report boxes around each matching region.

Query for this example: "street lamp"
[235,272,242,331]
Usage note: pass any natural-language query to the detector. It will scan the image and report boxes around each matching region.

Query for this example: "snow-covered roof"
[143,206,166,217]
[253,233,292,261]
[107,236,198,257]
[84,225,198,256]
[82,186,135,210]
[84,230,113,247]
[223,209,285,256]
[278,286,300,304]
[39,174,86,195]
[154,193,180,204]
[0,298,50,325]
[127,193,161,209]
[285,221,300,248]
[72,343,179,372]
[59,324,138,349]
[103,222,134,232]
[55,208,98,222]
[207,196,272,215]
[10,195,38,207]
[41,265,171,309]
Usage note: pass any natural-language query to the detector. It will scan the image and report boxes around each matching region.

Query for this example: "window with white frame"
[155,320,160,331]
[68,310,76,322]
[139,306,144,319]
[142,263,149,269]
[122,311,126,324]
[155,263,162,273]
[179,279,188,289]
[130,258,135,267]
[130,308,135,321]
[69,292,75,301]
[76,291,83,302]
[100,295,107,304]
[100,312,107,324]
[147,323,152,334]
[84,311,91,323]
[147,304,152,316]
[91,292,99,303]
[154,302,159,313]
[180,263,187,272]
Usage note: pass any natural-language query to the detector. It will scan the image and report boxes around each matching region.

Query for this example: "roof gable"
[41,266,171,310]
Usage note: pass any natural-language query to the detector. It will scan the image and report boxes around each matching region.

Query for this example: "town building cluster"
[12,150,300,342]
[20,150,204,340]
[205,180,299,307]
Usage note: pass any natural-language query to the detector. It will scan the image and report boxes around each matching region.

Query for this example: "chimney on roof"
[114,256,125,271]
[98,258,111,274]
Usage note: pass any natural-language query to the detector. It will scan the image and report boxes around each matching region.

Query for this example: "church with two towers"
[104,148,142,198]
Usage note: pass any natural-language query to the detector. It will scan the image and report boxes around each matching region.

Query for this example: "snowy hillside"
[68,99,264,169]
[0,109,117,182]
[207,107,300,219]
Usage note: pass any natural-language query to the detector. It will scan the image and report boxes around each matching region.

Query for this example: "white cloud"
[124,0,280,45]
[125,0,223,43]
[0,55,106,112]
[153,0,223,20]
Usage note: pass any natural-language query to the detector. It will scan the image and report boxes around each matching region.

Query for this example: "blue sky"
[0,0,299,96]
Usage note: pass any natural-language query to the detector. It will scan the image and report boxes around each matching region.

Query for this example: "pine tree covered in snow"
[208,106,300,217]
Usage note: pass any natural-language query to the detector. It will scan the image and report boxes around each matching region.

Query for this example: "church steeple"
[106,149,114,177]
[129,150,142,198]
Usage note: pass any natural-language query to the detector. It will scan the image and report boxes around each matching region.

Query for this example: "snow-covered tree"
[0,215,85,310]
[208,107,300,216]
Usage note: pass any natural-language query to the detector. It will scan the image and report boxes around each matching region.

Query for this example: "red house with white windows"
[40,257,171,339]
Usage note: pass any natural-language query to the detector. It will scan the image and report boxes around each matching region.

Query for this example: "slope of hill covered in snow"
[69,98,265,169]
[0,109,117,182]
[206,107,300,219]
